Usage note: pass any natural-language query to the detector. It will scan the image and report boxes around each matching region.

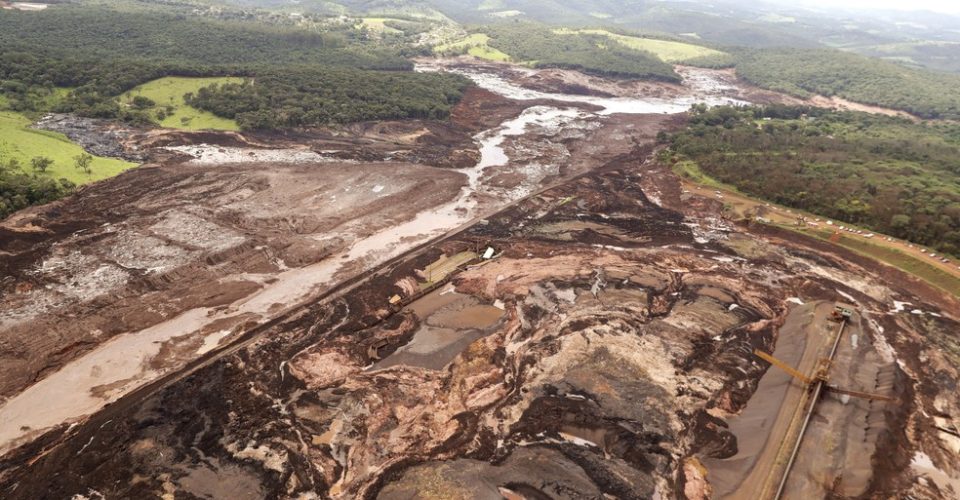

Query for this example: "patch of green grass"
[0,111,135,184]
[122,76,243,131]
[555,28,727,63]
[672,159,730,190]
[0,94,8,110]
[434,33,511,62]
[802,226,960,297]
[357,17,402,33]
[467,44,511,61]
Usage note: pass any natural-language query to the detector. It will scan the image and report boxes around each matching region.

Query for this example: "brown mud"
[1,152,956,499]
[0,62,957,500]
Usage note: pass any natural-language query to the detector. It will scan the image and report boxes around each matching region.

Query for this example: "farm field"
[0,111,135,184]
[122,76,243,131]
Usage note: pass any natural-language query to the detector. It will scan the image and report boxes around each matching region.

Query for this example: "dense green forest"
[735,48,960,120]
[668,105,960,256]
[0,6,455,123]
[185,68,469,129]
[0,7,408,68]
[0,156,75,220]
[483,24,681,82]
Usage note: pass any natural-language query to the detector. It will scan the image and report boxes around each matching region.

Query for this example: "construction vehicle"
[829,305,853,322]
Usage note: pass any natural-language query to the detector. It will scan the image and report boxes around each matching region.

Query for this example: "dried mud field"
[1,61,959,500]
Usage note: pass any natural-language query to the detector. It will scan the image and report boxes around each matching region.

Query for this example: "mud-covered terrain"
[0,63,683,458]
[1,61,959,499]
[2,149,958,500]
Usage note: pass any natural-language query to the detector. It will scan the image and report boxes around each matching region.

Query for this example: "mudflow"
[0,60,959,500]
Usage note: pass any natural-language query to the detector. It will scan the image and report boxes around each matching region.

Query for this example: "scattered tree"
[30,156,53,174]
[131,95,156,110]
[74,152,93,175]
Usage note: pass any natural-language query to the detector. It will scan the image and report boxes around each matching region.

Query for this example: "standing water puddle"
[374,288,504,371]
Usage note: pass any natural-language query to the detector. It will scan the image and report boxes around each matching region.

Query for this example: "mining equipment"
[753,304,894,500]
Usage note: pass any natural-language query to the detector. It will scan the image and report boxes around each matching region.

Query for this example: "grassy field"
[0,111,135,184]
[122,76,243,131]
[555,28,727,63]
[434,33,511,62]
[672,160,729,190]
[357,17,402,33]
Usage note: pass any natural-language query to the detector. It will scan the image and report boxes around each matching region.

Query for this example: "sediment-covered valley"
[1,60,958,500]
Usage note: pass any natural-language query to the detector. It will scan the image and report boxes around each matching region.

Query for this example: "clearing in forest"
[0,111,135,184]
[556,28,728,63]
[434,33,511,62]
[122,76,244,131]
[357,17,403,33]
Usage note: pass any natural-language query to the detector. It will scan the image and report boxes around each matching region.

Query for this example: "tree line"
[668,105,960,257]
[0,154,75,220]
[0,6,459,124]
[735,48,960,120]
[184,67,469,130]
[482,23,681,82]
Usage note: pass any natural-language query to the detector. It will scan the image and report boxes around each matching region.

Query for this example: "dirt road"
[680,178,960,287]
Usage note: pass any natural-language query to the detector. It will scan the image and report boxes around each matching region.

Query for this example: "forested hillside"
[735,48,960,119]
[0,6,461,123]
[482,24,681,82]
[668,105,960,256]
[0,3,470,215]
[185,68,469,129]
